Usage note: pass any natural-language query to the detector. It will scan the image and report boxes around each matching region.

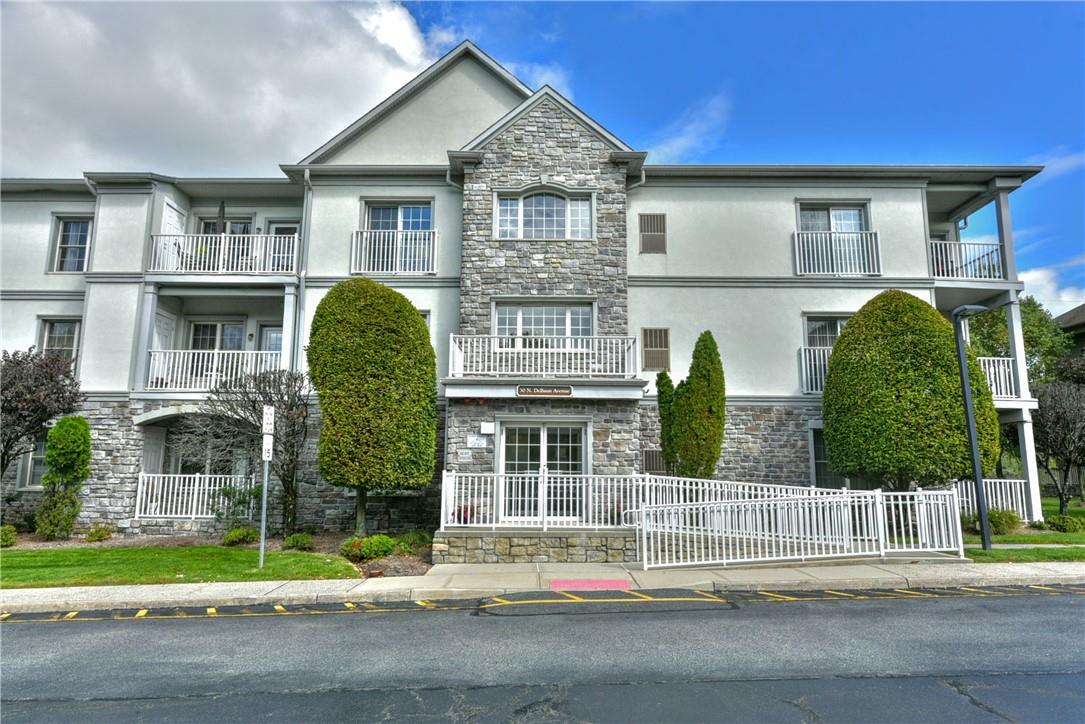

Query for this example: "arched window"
[497,191,592,240]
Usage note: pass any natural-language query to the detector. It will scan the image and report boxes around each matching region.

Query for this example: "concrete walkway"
[2,560,1083,613]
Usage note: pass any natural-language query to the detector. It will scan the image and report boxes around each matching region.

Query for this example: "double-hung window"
[805,317,848,348]
[497,192,592,240]
[190,322,244,352]
[495,303,592,349]
[41,319,80,362]
[53,218,91,272]
[810,429,847,489]
[361,203,433,273]
[23,433,48,488]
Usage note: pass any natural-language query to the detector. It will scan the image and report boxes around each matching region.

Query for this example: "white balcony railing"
[146,350,281,391]
[136,473,255,519]
[449,335,638,379]
[979,356,1018,398]
[149,234,297,274]
[800,346,833,394]
[352,229,437,274]
[794,230,881,276]
[930,240,1005,280]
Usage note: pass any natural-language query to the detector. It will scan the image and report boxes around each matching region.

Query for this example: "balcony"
[794,231,881,276]
[449,335,638,379]
[146,350,280,392]
[136,473,255,519]
[149,234,297,274]
[930,240,1005,280]
[352,229,437,275]
[801,347,1019,400]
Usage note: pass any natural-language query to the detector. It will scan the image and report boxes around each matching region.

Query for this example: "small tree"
[656,370,677,474]
[34,415,92,539]
[671,331,726,478]
[967,296,1071,385]
[1033,381,1085,516]
[307,279,436,535]
[169,369,310,532]
[1,348,84,477]
[823,290,999,490]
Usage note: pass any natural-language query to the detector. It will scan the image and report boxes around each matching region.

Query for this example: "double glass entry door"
[501,425,585,521]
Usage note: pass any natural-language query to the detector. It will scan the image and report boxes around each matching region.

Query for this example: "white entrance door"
[268,222,299,271]
[153,312,176,350]
[143,426,167,474]
[500,424,586,522]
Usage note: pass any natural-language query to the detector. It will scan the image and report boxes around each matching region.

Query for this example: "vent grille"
[639,214,667,253]
[642,328,670,371]
[643,449,668,475]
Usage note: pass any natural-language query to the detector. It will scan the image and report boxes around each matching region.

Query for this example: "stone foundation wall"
[640,401,822,485]
[432,530,638,563]
[445,398,640,474]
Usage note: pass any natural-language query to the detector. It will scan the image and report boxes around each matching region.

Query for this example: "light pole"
[952,304,993,551]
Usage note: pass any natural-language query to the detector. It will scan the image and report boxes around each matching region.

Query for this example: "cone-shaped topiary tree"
[656,370,677,474]
[671,331,726,478]
[823,289,998,491]
[307,279,436,535]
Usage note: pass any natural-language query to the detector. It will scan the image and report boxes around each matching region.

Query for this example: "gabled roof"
[460,85,633,153]
[1055,303,1085,331]
[298,41,533,165]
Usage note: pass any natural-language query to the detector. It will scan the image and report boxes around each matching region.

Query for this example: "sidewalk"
[2,560,1083,613]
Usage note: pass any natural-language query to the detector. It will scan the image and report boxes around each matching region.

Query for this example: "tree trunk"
[355,489,367,536]
[1060,468,1071,516]
[281,483,297,534]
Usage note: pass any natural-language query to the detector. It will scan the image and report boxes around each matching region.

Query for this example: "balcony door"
[799,206,869,274]
[364,204,432,272]
[188,322,244,386]
[500,423,586,522]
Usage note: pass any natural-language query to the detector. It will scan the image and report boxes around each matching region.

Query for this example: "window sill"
[494,237,596,243]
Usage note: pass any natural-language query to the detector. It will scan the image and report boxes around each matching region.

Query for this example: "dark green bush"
[394,530,433,555]
[0,524,16,548]
[1046,515,1085,533]
[960,514,978,534]
[307,279,437,535]
[339,534,397,562]
[1028,520,1048,531]
[222,526,259,546]
[986,509,1022,536]
[671,331,726,478]
[85,522,113,542]
[283,532,313,551]
[823,291,999,490]
[35,416,92,540]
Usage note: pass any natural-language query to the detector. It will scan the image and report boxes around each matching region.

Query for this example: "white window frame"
[492,302,594,349]
[186,319,247,351]
[803,315,851,348]
[797,204,871,233]
[362,202,434,232]
[197,217,254,235]
[20,431,49,490]
[52,216,93,273]
[494,191,595,241]
[39,318,81,363]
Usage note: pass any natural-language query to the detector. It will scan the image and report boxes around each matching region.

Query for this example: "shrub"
[223,526,260,546]
[283,532,313,551]
[671,331,726,478]
[307,279,437,535]
[823,290,999,490]
[394,530,432,555]
[34,416,92,540]
[339,534,397,562]
[1028,520,1048,530]
[85,522,114,542]
[986,509,1022,536]
[0,524,16,548]
[960,514,978,534]
[656,370,677,473]
[1046,515,1085,533]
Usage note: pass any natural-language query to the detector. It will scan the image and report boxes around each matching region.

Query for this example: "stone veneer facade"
[431,530,638,564]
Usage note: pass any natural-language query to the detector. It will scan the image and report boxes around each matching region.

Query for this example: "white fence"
[149,234,297,274]
[449,335,638,379]
[794,230,881,276]
[352,229,437,274]
[957,479,1032,521]
[146,350,281,391]
[800,346,833,394]
[135,473,255,519]
[979,357,1018,398]
[930,240,1005,280]
[640,489,963,569]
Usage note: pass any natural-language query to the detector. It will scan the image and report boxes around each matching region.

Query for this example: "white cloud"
[647,93,730,164]
[1024,147,1085,186]
[504,61,574,99]
[0,2,448,176]
[1020,257,1085,316]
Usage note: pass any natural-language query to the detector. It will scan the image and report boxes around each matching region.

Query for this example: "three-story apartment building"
[0,41,1044,537]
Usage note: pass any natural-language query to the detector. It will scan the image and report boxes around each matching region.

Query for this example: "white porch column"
[1005,293,1031,399]
[281,283,297,371]
[133,282,158,391]
[1018,415,1044,522]
[993,187,1018,280]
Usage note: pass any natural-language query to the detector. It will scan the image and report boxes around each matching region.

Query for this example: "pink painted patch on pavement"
[549,579,630,590]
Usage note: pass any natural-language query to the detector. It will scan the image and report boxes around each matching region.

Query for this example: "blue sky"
[411,1,1084,314]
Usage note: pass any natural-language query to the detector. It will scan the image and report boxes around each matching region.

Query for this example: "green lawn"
[964,547,1085,563]
[963,497,1085,545]
[0,546,359,589]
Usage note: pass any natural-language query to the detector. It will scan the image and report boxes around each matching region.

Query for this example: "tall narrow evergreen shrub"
[34,415,92,539]
[671,331,727,478]
[656,370,677,473]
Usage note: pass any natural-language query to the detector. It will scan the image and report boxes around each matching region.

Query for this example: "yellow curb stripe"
[556,591,587,601]
[64,611,79,620]
[757,591,800,601]
[958,587,999,596]
[273,605,287,613]
[490,596,511,604]
[892,589,934,597]
[343,602,356,609]
[206,607,217,616]
[0,613,11,621]
[624,590,655,600]
[693,590,728,602]
[134,609,148,618]
[414,600,437,609]
[823,590,857,598]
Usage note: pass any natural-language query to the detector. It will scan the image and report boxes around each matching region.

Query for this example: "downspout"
[292,168,313,373]
[446,165,462,190]
[627,167,647,191]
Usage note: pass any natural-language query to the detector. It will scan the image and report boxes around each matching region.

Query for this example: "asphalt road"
[3,589,1084,723]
